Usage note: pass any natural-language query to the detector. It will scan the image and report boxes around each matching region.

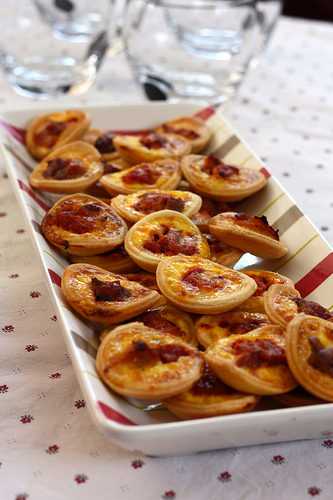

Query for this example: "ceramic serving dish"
[1,102,333,456]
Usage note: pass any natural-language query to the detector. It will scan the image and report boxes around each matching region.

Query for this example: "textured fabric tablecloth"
[1,16,333,500]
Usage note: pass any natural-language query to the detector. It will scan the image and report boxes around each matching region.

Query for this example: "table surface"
[1,15,333,500]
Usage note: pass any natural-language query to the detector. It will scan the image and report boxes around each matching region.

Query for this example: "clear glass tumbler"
[0,1,116,99]
[123,0,281,104]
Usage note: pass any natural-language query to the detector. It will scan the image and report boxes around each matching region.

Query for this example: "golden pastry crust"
[239,270,295,313]
[96,322,203,399]
[29,141,103,194]
[156,255,257,314]
[204,233,243,268]
[155,116,212,153]
[99,159,181,195]
[286,315,333,402]
[205,325,297,395]
[125,210,210,272]
[41,194,127,256]
[181,155,267,201]
[191,198,230,233]
[195,311,271,348]
[136,304,197,346]
[165,364,259,419]
[263,284,333,327]
[26,109,90,160]
[111,190,202,223]
[113,132,191,164]
[273,387,324,407]
[209,212,288,259]
[62,264,161,325]
[69,245,137,273]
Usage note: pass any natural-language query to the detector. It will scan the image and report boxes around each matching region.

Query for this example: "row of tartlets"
[23,109,333,420]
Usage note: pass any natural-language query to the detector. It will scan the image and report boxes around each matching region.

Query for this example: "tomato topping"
[51,200,110,234]
[192,364,230,395]
[102,159,122,174]
[137,310,183,337]
[143,226,198,256]
[293,298,333,321]
[140,133,168,150]
[35,121,67,148]
[232,338,286,368]
[233,213,280,241]
[308,336,333,375]
[43,158,86,180]
[131,340,191,364]
[133,192,185,214]
[122,165,161,185]
[91,278,131,302]
[219,317,268,335]
[161,124,200,140]
[95,132,115,154]
[182,267,226,291]
[202,156,239,178]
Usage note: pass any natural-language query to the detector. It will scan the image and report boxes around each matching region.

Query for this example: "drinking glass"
[123,0,282,104]
[0,1,117,99]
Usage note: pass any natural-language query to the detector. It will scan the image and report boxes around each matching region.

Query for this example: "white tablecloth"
[1,16,333,500]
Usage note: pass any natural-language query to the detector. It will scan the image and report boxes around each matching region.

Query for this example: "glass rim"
[152,0,259,8]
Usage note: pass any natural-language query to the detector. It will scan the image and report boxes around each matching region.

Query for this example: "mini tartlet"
[136,304,196,346]
[99,159,181,195]
[209,212,288,259]
[205,325,297,395]
[264,284,333,327]
[156,255,257,314]
[286,314,333,401]
[165,363,259,419]
[113,132,191,164]
[191,198,230,232]
[204,233,243,268]
[29,141,103,194]
[181,155,267,201]
[69,244,137,273]
[26,109,90,160]
[96,322,203,399]
[62,264,161,325]
[41,194,127,256]
[111,190,202,223]
[125,210,210,272]
[195,311,270,348]
[239,270,294,313]
[155,116,212,153]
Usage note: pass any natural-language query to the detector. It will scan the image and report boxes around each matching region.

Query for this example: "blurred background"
[284,0,333,21]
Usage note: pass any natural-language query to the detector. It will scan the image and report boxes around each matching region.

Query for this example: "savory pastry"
[41,194,127,256]
[209,212,288,259]
[136,304,196,346]
[205,325,297,395]
[113,132,191,164]
[90,130,119,161]
[62,264,161,325]
[111,190,202,223]
[195,311,271,348]
[264,284,333,327]
[99,159,181,195]
[155,116,212,153]
[286,314,333,401]
[204,233,243,268]
[165,363,259,419]
[26,109,90,160]
[29,141,103,194]
[124,272,159,291]
[96,322,203,399]
[191,198,230,232]
[69,245,137,273]
[125,210,210,272]
[156,255,257,314]
[239,270,294,313]
[273,387,323,407]
[181,155,267,201]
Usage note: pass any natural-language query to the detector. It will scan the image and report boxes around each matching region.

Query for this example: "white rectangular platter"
[1,102,333,456]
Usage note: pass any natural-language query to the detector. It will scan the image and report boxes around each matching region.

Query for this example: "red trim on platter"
[98,401,137,426]
[260,167,271,178]
[48,269,61,287]
[17,179,50,211]
[0,120,26,144]
[295,252,333,297]
[194,106,216,121]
